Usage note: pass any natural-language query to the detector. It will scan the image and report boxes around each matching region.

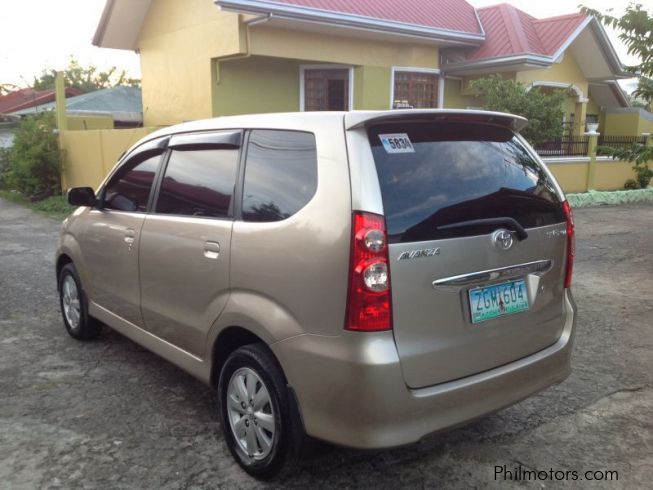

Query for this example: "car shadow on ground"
[87,323,532,485]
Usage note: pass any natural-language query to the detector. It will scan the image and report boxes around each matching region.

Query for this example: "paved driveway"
[1,199,652,489]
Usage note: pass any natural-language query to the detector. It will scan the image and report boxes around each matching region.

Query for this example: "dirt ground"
[1,198,652,489]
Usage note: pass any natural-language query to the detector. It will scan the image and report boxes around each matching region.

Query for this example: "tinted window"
[242,130,317,222]
[368,122,564,243]
[156,148,238,218]
[104,152,161,212]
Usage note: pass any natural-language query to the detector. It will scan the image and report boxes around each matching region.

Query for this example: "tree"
[469,75,566,146]
[32,57,140,94]
[579,3,652,76]
[0,82,19,96]
[581,3,653,188]
[5,112,61,197]
[632,76,653,111]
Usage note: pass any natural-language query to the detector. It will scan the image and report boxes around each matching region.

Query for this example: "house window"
[393,71,439,109]
[302,68,350,111]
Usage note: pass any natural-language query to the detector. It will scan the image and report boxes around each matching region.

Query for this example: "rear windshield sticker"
[379,133,415,154]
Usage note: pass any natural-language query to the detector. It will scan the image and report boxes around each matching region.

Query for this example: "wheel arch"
[56,254,73,289]
[210,326,285,388]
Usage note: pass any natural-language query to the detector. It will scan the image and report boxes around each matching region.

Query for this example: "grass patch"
[0,190,73,221]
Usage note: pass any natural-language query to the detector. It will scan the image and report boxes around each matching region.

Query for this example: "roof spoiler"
[345,109,528,132]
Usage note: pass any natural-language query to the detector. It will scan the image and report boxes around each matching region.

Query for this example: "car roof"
[134,109,528,153]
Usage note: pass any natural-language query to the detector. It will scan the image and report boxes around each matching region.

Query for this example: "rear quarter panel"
[225,117,352,339]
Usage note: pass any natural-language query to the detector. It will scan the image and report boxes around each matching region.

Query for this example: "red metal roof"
[267,0,483,34]
[0,87,81,115]
[465,3,587,61]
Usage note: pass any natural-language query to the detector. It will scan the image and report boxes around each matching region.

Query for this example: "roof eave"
[92,0,116,47]
[443,54,552,74]
[216,0,485,46]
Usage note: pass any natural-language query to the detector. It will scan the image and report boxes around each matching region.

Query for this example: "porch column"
[573,100,587,137]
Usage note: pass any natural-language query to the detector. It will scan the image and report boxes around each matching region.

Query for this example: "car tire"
[58,263,101,341]
[218,344,299,479]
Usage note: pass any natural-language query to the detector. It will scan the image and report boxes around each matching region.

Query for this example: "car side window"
[104,151,162,212]
[242,130,317,222]
[155,148,239,218]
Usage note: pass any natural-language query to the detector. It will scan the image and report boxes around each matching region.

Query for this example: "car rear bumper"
[272,291,576,449]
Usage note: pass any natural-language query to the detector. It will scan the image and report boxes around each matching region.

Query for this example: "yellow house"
[93,0,634,134]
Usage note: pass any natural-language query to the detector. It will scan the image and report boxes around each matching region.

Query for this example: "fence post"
[585,131,599,191]
[644,134,652,188]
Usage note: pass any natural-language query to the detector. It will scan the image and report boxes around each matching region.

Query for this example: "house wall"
[515,51,588,99]
[443,77,474,108]
[248,26,439,68]
[137,0,242,126]
[442,72,517,109]
[212,57,302,116]
[210,26,438,114]
[602,110,653,136]
[354,65,393,110]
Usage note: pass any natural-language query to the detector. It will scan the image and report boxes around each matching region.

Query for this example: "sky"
[0,0,643,90]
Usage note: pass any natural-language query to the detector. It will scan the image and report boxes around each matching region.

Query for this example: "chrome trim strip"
[432,259,553,287]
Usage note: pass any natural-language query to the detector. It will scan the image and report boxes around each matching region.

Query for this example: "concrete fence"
[59,127,157,190]
[59,128,646,195]
[545,158,637,193]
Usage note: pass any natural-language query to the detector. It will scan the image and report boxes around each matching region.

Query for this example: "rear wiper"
[437,217,528,241]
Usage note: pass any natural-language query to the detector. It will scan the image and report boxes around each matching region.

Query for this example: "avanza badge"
[379,133,415,153]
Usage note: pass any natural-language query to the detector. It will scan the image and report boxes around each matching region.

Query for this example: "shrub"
[0,146,10,189]
[634,161,653,188]
[598,143,653,190]
[624,179,639,189]
[6,113,61,198]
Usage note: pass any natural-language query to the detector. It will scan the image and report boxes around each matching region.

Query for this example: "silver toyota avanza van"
[57,110,576,478]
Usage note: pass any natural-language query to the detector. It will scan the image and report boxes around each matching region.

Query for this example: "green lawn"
[0,190,73,221]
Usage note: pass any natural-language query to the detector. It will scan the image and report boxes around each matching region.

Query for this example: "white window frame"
[299,64,355,112]
[390,66,443,110]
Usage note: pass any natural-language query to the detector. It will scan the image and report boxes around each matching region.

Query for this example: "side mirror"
[67,187,96,207]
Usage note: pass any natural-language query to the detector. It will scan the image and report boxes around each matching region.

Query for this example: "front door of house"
[303,68,350,111]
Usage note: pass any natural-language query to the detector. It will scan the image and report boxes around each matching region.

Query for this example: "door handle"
[204,241,220,259]
[124,228,136,249]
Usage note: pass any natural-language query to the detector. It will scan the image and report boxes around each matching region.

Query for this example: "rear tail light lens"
[345,212,392,331]
[362,261,388,292]
[562,200,574,288]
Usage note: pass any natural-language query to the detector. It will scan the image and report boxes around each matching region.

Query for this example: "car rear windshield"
[368,121,564,243]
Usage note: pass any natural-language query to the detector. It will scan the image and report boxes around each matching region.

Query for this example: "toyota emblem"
[492,229,514,251]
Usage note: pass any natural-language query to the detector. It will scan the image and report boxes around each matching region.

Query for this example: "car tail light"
[345,212,392,331]
[562,200,574,288]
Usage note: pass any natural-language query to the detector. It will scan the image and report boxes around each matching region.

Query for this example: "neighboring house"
[93,0,635,135]
[0,87,81,115]
[11,86,144,129]
[0,87,80,148]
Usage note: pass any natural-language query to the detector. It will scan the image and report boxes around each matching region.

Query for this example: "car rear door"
[138,131,241,358]
[362,117,571,388]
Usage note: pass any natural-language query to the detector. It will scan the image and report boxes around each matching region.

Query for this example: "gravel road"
[1,199,651,489]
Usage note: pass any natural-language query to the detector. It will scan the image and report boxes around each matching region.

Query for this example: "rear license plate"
[468,279,529,324]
